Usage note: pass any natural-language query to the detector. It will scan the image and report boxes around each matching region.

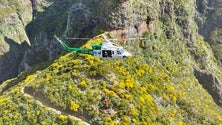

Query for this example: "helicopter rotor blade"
[115,38,148,41]
[64,37,147,41]
[65,37,93,40]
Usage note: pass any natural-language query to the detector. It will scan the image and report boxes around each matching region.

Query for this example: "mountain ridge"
[1,0,222,124]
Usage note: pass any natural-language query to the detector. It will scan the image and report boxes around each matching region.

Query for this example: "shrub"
[58,115,67,122]
[70,101,79,112]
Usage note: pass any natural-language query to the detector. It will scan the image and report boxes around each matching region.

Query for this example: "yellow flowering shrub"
[70,101,79,112]
[172,95,177,103]
[140,41,145,48]
[121,115,130,124]
[177,121,183,125]
[78,80,87,88]
[71,70,78,77]
[119,81,125,89]
[24,74,35,83]
[58,115,67,122]
[145,94,153,103]
[130,108,138,116]
[136,69,145,76]
[217,116,222,122]
[139,96,145,103]
[72,59,81,65]
[85,55,94,64]
[36,110,40,116]
[51,62,62,69]
[82,36,103,49]
[2,44,221,125]
[67,84,72,91]
[124,94,132,100]
[103,88,116,97]
[45,74,51,82]
[125,82,134,88]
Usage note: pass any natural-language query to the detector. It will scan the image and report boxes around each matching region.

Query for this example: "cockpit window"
[120,48,124,54]
[117,50,121,55]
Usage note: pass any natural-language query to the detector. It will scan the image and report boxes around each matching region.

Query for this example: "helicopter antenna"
[65,37,148,41]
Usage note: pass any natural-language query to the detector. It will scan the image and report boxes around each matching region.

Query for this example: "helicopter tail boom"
[54,35,70,50]
[54,35,93,55]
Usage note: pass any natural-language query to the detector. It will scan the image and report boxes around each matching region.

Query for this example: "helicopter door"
[102,50,112,58]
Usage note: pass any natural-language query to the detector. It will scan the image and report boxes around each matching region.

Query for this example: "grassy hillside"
[1,36,222,124]
[1,0,222,124]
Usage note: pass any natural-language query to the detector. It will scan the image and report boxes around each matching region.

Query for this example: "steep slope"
[1,0,222,124]
[0,0,32,83]
[196,0,222,63]
[1,51,222,124]
[0,0,149,83]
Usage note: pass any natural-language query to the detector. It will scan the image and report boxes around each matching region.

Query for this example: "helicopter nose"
[123,51,132,57]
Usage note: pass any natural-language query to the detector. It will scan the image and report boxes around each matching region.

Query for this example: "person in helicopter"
[104,51,108,57]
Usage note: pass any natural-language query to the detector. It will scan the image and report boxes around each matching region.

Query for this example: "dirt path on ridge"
[20,74,90,125]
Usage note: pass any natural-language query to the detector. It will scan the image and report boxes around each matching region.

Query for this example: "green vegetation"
[0,0,28,18]
[208,29,222,64]
[1,42,222,124]
[1,0,222,124]
[0,0,32,53]
[0,7,15,18]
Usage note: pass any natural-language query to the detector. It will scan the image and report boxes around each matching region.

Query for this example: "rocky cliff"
[1,0,218,83]
[0,0,32,83]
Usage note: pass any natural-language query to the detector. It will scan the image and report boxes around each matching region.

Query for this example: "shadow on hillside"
[0,37,29,84]
[0,59,55,94]
[26,0,119,46]
[1,0,122,85]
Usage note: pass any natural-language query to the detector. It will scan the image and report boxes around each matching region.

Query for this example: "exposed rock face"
[0,0,32,83]
[194,69,222,106]
[1,0,152,83]
[18,31,62,72]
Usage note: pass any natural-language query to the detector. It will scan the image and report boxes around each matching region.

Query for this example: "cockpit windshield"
[120,48,124,54]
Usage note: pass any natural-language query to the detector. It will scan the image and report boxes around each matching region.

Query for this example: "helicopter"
[54,35,132,59]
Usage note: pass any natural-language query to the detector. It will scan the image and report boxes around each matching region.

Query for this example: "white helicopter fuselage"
[93,42,132,59]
